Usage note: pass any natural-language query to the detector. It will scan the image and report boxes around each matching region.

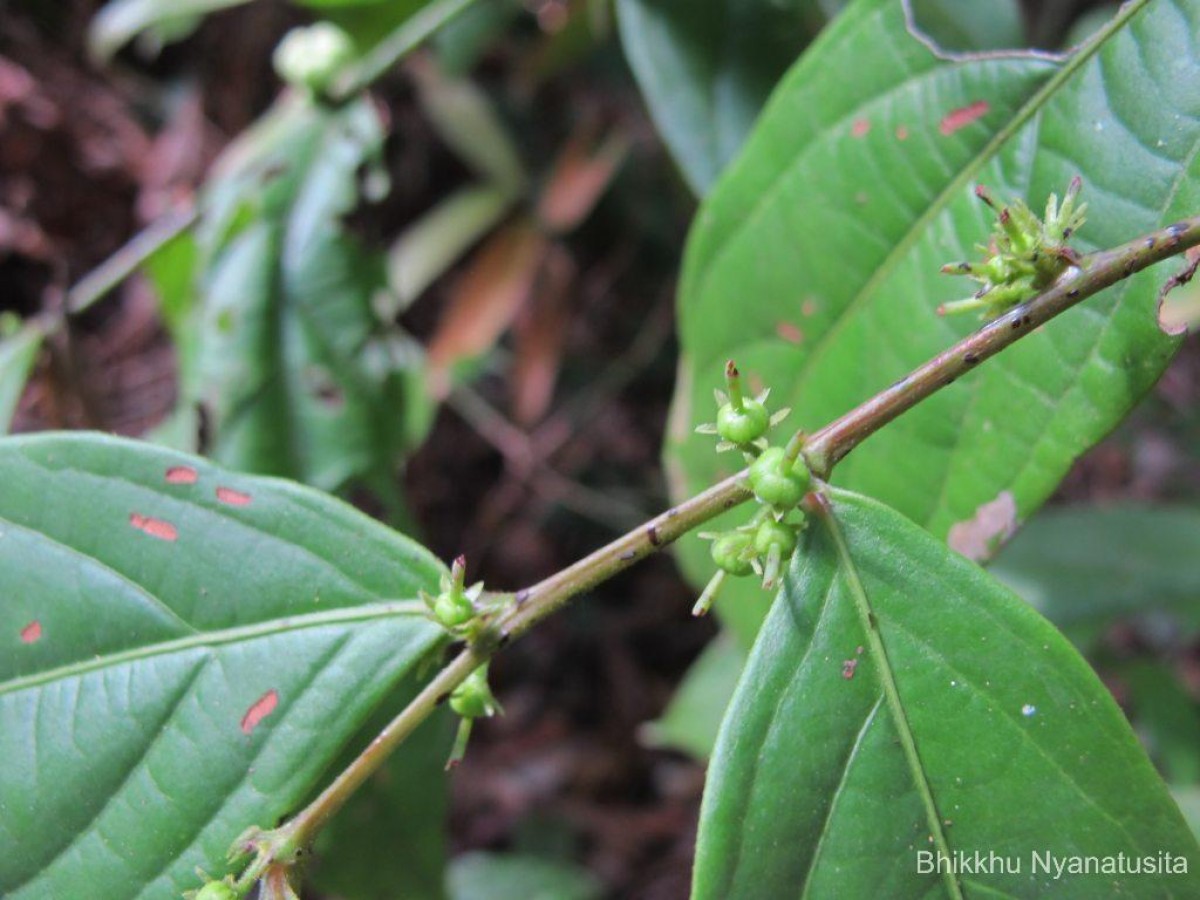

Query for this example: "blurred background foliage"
[1,0,1196,894]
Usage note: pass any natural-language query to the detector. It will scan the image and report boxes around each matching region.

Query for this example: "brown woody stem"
[265,213,1200,868]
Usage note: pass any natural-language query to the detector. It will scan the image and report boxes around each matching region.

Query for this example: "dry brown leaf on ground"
[427,217,547,397]
[511,241,575,425]
[536,125,629,235]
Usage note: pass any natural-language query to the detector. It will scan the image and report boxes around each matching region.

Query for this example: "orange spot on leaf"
[241,689,279,734]
[165,466,198,485]
[216,487,252,507]
[895,125,909,140]
[939,101,990,136]
[801,298,819,317]
[20,620,41,643]
[842,659,858,680]
[851,118,870,138]
[130,513,178,542]
[776,322,804,344]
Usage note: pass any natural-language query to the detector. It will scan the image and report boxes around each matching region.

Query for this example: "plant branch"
[66,206,198,316]
[248,213,1200,875]
[287,646,484,848]
[802,215,1200,477]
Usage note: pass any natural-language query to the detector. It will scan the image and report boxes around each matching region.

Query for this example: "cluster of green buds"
[446,664,501,770]
[422,557,506,767]
[693,362,811,616]
[939,177,1087,318]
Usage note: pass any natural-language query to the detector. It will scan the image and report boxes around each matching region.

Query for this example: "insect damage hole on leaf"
[1156,246,1200,336]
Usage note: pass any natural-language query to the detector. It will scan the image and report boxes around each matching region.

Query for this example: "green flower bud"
[754,519,798,557]
[747,447,811,510]
[450,666,498,719]
[755,518,799,592]
[273,23,355,94]
[717,400,769,445]
[710,532,754,577]
[194,882,237,900]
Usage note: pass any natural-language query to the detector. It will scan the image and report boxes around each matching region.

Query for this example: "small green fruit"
[755,519,798,557]
[434,590,474,627]
[195,882,237,900]
[450,667,496,719]
[748,447,811,510]
[711,532,754,577]
[716,400,769,445]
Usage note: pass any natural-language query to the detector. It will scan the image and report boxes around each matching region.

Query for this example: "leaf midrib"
[0,600,428,696]
[820,497,963,900]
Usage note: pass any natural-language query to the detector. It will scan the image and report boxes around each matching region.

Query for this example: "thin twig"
[287,647,483,847]
[66,206,199,316]
[245,216,1200,874]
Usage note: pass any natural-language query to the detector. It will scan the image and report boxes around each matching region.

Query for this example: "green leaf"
[447,852,603,900]
[182,95,432,493]
[89,0,252,62]
[0,323,42,433]
[668,0,1200,645]
[616,0,827,194]
[1121,662,1200,786]
[0,432,447,898]
[908,0,1025,53]
[640,631,745,761]
[312,0,435,53]
[1176,787,1200,842]
[433,0,522,76]
[694,489,1200,897]
[992,505,1200,648]
[616,0,1025,195]
[143,228,200,337]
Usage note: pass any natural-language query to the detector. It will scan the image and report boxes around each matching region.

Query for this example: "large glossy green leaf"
[0,432,446,898]
[616,0,827,194]
[175,94,433,495]
[668,0,1200,646]
[616,0,1025,195]
[694,489,1200,897]
[992,505,1200,648]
